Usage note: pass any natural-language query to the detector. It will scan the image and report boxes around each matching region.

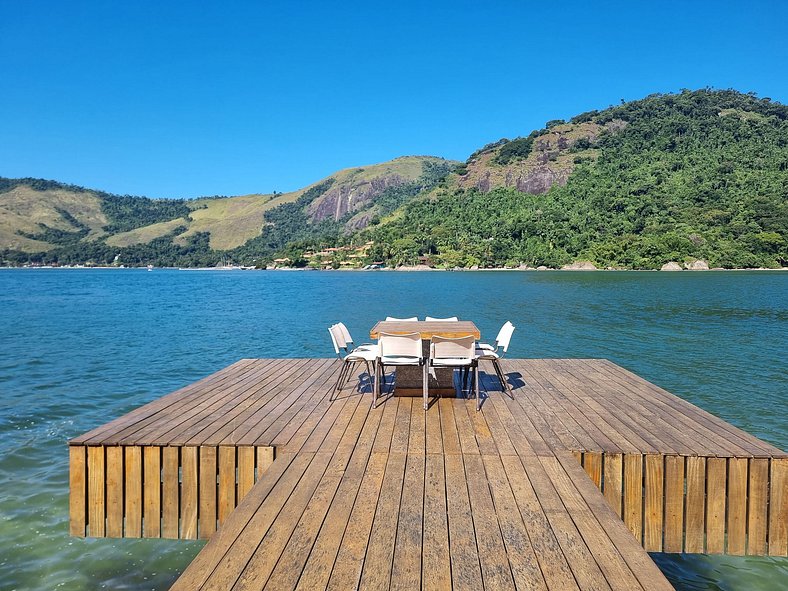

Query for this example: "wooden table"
[370,320,481,395]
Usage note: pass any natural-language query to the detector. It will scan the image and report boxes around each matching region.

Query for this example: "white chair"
[425,316,458,321]
[336,322,376,352]
[328,324,378,400]
[430,335,479,410]
[385,316,418,321]
[375,332,426,407]
[476,321,515,398]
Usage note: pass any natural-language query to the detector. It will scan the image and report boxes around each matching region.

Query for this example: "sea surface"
[0,268,786,591]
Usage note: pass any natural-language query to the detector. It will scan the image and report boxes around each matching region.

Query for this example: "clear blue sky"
[1,1,787,198]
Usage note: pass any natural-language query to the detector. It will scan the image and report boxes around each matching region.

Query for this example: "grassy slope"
[171,156,449,250]
[0,186,108,252]
[105,217,190,247]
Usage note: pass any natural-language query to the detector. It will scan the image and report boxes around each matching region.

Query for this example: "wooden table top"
[369,320,481,340]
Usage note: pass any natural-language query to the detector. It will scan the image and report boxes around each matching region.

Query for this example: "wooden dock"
[68,358,788,590]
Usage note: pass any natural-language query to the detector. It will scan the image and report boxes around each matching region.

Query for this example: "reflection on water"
[0,269,786,590]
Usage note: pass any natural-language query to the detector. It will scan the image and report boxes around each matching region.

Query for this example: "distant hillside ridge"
[3,89,787,269]
[0,155,457,266]
[358,89,788,269]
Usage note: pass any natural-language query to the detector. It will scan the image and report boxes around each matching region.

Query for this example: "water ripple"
[0,269,786,590]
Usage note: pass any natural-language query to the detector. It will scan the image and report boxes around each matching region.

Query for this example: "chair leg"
[495,359,514,399]
[363,360,372,392]
[423,362,429,410]
[331,361,348,401]
[475,363,481,411]
[373,361,380,407]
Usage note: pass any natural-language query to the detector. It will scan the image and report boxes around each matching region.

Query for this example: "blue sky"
[1,1,786,198]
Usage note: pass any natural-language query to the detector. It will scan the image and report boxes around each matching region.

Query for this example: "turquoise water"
[0,268,786,590]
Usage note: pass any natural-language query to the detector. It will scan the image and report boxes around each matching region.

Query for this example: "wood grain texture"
[684,456,706,553]
[68,446,86,537]
[87,446,105,537]
[105,446,123,538]
[143,446,161,538]
[162,446,179,539]
[705,457,727,553]
[124,446,142,537]
[68,357,788,589]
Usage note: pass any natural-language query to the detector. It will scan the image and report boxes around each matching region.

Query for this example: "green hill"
[361,89,788,269]
[2,89,787,269]
[0,156,456,266]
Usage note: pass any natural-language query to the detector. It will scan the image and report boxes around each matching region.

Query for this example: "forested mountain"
[362,89,788,269]
[2,89,786,269]
[0,157,455,266]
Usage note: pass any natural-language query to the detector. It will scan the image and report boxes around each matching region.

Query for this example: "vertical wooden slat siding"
[644,454,664,552]
[218,446,236,524]
[237,446,256,499]
[748,458,769,555]
[623,454,643,542]
[705,458,727,554]
[67,356,788,585]
[181,446,198,540]
[143,446,161,538]
[663,455,684,552]
[603,453,623,517]
[87,446,105,537]
[583,451,602,488]
[727,458,748,556]
[105,447,124,537]
[769,458,788,556]
[256,446,275,480]
[68,446,86,537]
[684,456,706,553]
[124,446,142,537]
[162,446,180,539]
[199,446,217,538]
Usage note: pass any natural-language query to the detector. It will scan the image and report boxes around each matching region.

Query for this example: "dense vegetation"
[100,195,192,233]
[1,228,221,268]
[228,160,456,266]
[2,90,786,269]
[0,177,194,233]
[361,90,788,269]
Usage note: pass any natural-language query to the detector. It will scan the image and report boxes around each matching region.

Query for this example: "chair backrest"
[495,321,515,353]
[336,322,353,347]
[425,316,459,322]
[379,332,422,358]
[431,335,475,360]
[386,316,418,321]
[328,324,347,357]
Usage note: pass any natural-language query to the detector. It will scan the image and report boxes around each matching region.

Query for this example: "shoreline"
[2,265,786,272]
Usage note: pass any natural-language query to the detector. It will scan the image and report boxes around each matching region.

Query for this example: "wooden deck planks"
[68,357,788,590]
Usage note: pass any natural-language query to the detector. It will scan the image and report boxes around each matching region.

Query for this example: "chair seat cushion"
[477,343,495,351]
[346,348,378,362]
[380,355,422,365]
[431,358,474,367]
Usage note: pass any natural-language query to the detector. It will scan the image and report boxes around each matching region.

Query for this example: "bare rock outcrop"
[561,261,597,271]
[307,174,407,223]
[686,259,710,271]
[661,262,683,271]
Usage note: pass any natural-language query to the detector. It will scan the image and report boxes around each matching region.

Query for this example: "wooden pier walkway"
[69,359,788,590]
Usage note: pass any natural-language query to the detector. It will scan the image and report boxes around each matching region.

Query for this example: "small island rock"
[660,262,683,271]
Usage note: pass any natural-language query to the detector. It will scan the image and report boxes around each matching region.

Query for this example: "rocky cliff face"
[307,174,408,223]
[457,120,626,195]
